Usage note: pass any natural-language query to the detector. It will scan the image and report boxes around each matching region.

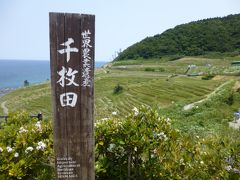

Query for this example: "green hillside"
[0,68,221,120]
[1,57,240,178]
[115,14,240,60]
[1,56,240,134]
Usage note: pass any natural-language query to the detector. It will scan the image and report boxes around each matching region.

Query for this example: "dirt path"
[1,101,9,115]
[182,79,240,129]
[183,80,233,111]
[229,119,240,130]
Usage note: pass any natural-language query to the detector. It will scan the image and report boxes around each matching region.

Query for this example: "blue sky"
[0,0,239,62]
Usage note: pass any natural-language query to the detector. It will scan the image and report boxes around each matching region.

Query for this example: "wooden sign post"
[49,12,95,180]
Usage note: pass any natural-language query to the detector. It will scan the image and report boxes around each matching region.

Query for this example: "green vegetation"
[23,80,30,87]
[160,80,240,134]
[115,14,240,60]
[0,112,54,179]
[113,84,123,94]
[201,74,215,80]
[1,55,240,178]
[96,106,240,179]
[1,13,240,177]
[0,83,52,118]
[1,106,239,179]
[1,56,240,123]
[95,72,221,119]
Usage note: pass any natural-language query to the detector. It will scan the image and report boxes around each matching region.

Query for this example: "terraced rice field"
[94,70,222,119]
[0,83,52,118]
[1,57,232,120]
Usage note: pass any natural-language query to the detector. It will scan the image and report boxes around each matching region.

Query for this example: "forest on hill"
[115,14,240,61]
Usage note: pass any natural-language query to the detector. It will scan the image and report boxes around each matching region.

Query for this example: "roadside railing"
[0,113,42,128]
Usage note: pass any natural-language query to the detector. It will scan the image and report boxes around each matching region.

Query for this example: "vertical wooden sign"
[49,12,95,180]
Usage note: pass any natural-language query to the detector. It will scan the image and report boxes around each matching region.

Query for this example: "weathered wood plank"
[49,12,95,180]
[79,14,95,180]
[50,12,67,162]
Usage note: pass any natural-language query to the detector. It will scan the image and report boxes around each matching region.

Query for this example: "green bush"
[23,80,30,87]
[158,67,165,72]
[0,111,54,179]
[95,106,240,179]
[168,55,184,61]
[144,67,155,72]
[202,74,215,80]
[1,108,239,179]
[113,84,123,94]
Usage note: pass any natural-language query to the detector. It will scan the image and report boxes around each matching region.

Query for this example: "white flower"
[112,112,117,116]
[19,127,28,133]
[7,146,13,152]
[36,141,46,150]
[166,118,171,124]
[14,152,19,158]
[101,118,108,121]
[180,158,184,163]
[35,121,41,127]
[225,165,232,171]
[25,147,34,153]
[35,121,42,132]
[153,149,157,154]
[117,121,123,126]
[132,107,139,116]
[200,161,204,165]
[0,147,3,153]
[107,143,116,152]
[155,132,168,141]
[150,154,155,158]
[132,107,139,115]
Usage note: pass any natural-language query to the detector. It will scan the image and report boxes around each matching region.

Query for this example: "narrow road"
[183,80,233,111]
[229,118,240,129]
[1,101,9,115]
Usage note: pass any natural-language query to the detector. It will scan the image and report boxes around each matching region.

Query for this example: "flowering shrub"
[0,111,54,179]
[95,106,240,179]
[0,108,239,179]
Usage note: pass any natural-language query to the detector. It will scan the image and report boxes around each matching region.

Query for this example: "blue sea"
[0,60,107,90]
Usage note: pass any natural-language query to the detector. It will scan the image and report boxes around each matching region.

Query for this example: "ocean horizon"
[0,60,108,90]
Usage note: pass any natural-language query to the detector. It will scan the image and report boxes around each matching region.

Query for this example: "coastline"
[0,80,51,98]
[0,60,108,93]
[0,88,15,97]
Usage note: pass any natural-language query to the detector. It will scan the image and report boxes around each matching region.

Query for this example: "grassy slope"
[111,56,240,75]
[0,83,52,117]
[0,56,240,136]
[95,71,221,119]
[0,73,220,119]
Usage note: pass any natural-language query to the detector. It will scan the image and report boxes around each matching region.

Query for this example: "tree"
[24,80,29,87]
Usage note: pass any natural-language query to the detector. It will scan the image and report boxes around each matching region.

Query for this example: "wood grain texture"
[49,12,95,180]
